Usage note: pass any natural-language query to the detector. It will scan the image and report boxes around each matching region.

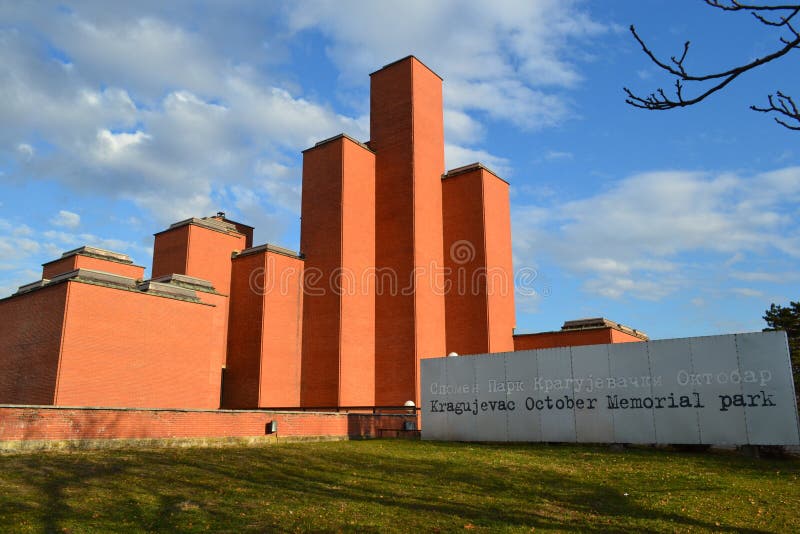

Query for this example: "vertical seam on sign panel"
[688,339,702,444]
[569,347,578,443]
[503,351,509,441]
[781,331,800,441]
[645,341,657,444]
[607,343,615,443]
[410,60,419,403]
[535,350,543,439]
[338,141,345,407]
[734,334,751,444]
[52,283,71,405]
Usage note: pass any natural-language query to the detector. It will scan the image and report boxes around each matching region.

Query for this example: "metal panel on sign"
[536,347,576,442]
[570,344,614,443]
[420,331,799,446]
[420,358,448,441]
[443,355,478,441]
[690,335,746,445]
[608,342,656,444]
[505,350,542,442]
[736,332,800,445]
[648,338,701,444]
[474,353,510,441]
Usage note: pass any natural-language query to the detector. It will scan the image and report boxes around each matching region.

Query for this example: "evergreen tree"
[763,301,800,401]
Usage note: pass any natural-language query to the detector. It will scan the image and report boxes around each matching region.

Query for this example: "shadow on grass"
[0,441,795,532]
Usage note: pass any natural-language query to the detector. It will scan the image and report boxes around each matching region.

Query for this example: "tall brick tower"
[300,135,376,407]
[442,164,516,355]
[370,56,448,406]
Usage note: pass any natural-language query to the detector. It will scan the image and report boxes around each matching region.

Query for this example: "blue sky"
[1,0,798,340]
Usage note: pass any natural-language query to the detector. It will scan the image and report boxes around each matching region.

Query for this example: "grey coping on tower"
[370,55,443,81]
[149,273,217,293]
[42,245,136,266]
[136,280,199,300]
[10,268,204,304]
[561,317,649,340]
[233,243,304,260]
[14,279,50,295]
[155,216,241,236]
[442,162,510,185]
[302,133,373,153]
[48,268,138,289]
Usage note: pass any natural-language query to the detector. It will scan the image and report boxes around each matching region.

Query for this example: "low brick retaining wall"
[0,405,415,451]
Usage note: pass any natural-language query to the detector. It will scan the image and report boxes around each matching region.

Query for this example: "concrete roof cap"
[157,216,241,237]
[46,246,135,265]
[442,162,509,185]
[561,317,649,340]
[370,55,443,80]
[149,273,216,292]
[302,133,373,153]
[233,243,304,260]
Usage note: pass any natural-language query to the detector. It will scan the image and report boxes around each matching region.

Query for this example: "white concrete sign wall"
[421,331,800,445]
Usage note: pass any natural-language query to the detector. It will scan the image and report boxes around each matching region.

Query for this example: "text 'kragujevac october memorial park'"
[0,56,646,415]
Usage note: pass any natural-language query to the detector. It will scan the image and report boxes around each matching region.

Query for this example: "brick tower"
[300,135,376,407]
[370,56,448,406]
[442,164,515,355]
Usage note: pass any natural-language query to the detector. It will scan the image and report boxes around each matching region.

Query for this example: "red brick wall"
[43,255,145,280]
[609,329,646,344]
[371,56,447,407]
[338,139,376,406]
[301,139,345,406]
[443,170,490,356]
[513,329,614,351]
[260,252,304,408]
[151,225,191,280]
[482,172,515,353]
[224,252,265,408]
[55,281,223,409]
[227,250,304,408]
[0,284,68,405]
[185,225,245,295]
[0,406,412,443]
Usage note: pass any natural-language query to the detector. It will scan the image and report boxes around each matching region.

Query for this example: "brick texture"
[0,284,68,405]
[55,281,222,409]
[371,56,447,407]
[0,406,412,442]
[300,136,376,407]
[513,328,644,351]
[225,250,304,408]
[43,255,145,280]
[442,167,515,356]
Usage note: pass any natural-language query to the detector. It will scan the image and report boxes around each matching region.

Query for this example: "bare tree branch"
[752,91,800,129]
[625,2,800,130]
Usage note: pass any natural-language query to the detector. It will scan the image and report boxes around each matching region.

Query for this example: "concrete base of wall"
[0,435,356,453]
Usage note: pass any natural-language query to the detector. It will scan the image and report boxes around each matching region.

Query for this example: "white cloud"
[16,143,34,159]
[0,6,367,226]
[445,144,511,177]
[514,167,800,300]
[730,271,800,283]
[284,0,610,172]
[50,210,81,229]
[0,1,612,232]
[731,288,765,298]
[544,150,573,161]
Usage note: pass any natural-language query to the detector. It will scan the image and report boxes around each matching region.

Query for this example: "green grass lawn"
[0,440,798,533]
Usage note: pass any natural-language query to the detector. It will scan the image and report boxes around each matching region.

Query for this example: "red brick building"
[0,56,645,412]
